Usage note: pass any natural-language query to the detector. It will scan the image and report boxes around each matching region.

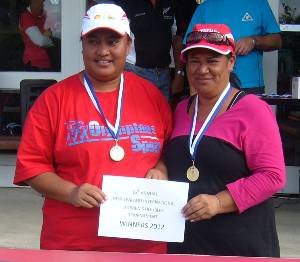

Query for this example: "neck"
[194,84,238,121]
[198,94,219,108]
[197,82,230,107]
[82,72,121,92]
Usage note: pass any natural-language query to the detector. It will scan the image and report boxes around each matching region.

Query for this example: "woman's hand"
[145,159,168,180]
[182,194,221,222]
[43,29,53,38]
[145,168,168,180]
[69,183,107,208]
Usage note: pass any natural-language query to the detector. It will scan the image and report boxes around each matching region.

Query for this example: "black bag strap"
[187,90,246,113]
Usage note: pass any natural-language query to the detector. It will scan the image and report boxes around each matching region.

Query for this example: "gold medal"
[110,141,125,161]
[186,163,199,182]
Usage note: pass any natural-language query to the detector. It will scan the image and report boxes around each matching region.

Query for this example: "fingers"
[145,168,168,180]
[182,194,220,222]
[235,38,255,56]
[70,183,107,208]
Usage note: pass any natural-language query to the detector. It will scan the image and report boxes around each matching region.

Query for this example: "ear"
[228,55,236,72]
[126,35,132,56]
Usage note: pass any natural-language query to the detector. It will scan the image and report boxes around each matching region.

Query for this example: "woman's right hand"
[69,183,107,208]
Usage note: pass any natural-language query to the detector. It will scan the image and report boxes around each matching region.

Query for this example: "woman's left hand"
[182,194,221,222]
[145,168,168,180]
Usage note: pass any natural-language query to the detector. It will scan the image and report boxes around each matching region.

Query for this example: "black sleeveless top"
[165,91,280,257]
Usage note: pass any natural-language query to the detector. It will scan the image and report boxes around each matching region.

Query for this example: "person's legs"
[156,68,171,100]
[125,63,170,99]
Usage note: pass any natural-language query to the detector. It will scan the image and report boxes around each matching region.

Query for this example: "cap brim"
[81,19,129,37]
[181,42,234,62]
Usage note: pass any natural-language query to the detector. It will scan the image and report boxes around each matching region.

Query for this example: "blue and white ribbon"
[83,72,124,140]
[189,83,232,161]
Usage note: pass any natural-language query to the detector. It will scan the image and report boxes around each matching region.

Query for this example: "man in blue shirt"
[184,0,282,94]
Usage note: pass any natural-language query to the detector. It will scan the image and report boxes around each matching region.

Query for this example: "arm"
[26,172,106,208]
[25,26,54,47]
[14,86,106,208]
[235,34,282,56]
[182,189,238,222]
[226,99,286,213]
[170,35,185,97]
[252,33,282,51]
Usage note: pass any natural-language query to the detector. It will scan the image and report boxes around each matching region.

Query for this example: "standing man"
[171,0,202,103]
[115,0,177,99]
[184,0,282,94]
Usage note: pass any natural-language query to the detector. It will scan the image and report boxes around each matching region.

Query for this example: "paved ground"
[0,188,300,258]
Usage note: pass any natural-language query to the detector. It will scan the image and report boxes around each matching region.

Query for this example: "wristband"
[251,37,257,48]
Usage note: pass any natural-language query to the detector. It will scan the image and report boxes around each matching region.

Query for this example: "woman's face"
[82,29,131,84]
[186,48,235,98]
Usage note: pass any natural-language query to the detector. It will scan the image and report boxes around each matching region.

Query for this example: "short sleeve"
[261,0,281,34]
[14,87,59,185]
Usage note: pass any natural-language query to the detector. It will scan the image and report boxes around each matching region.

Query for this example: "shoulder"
[174,97,189,116]
[233,94,275,119]
[47,73,80,93]
[36,74,81,103]
[19,10,34,24]
[20,10,31,18]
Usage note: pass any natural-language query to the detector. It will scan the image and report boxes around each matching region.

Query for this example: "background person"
[184,0,282,94]
[115,0,178,99]
[164,24,286,257]
[14,3,172,252]
[19,0,54,70]
[171,0,202,107]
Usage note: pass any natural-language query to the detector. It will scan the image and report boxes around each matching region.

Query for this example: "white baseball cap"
[81,4,130,37]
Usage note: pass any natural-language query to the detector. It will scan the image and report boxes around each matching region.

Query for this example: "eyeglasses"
[186,31,233,47]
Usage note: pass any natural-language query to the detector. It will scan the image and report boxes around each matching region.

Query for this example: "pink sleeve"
[226,99,286,213]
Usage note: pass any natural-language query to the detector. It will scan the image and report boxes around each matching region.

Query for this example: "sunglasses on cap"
[186,31,233,47]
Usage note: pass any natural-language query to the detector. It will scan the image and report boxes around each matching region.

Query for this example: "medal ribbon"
[189,83,232,161]
[83,72,124,140]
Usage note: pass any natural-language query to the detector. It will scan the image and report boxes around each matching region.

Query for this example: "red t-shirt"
[15,72,172,252]
[19,9,51,68]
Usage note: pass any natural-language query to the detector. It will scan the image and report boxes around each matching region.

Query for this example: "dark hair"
[225,53,241,89]
[229,72,241,90]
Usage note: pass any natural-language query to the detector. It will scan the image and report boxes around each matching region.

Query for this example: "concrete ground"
[0,187,300,258]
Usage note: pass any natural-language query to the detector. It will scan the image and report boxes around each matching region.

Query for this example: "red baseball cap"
[181,24,235,62]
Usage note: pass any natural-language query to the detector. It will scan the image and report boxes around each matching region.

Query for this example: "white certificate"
[98,175,189,242]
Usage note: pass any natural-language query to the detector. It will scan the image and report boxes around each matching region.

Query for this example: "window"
[0,0,61,72]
